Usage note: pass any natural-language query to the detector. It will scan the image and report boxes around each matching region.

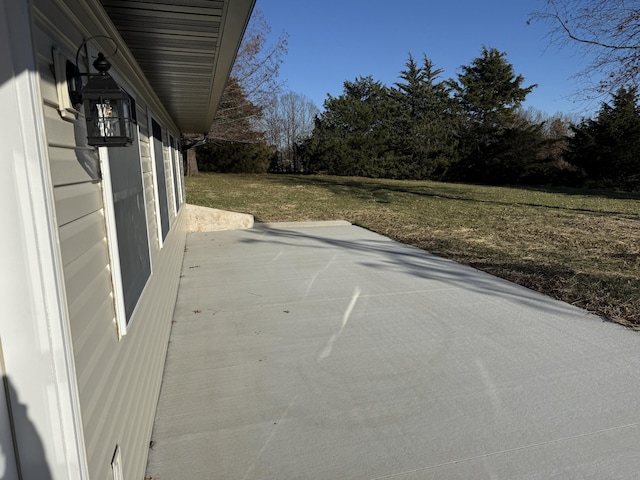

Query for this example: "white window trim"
[176,142,184,208]
[148,114,165,248]
[180,143,186,203]
[86,36,127,336]
[169,134,183,214]
[128,102,154,276]
[98,147,128,339]
[141,121,154,276]
[161,129,175,222]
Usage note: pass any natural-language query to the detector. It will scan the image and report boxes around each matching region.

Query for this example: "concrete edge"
[185,204,254,232]
[253,220,352,229]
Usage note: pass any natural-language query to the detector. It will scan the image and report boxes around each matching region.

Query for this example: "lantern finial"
[92,52,111,73]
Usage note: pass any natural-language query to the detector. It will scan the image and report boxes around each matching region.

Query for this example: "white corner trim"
[0,0,88,477]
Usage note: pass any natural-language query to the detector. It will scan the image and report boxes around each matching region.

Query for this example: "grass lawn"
[187,173,640,327]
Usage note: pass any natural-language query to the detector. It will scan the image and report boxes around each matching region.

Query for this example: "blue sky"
[256,0,597,118]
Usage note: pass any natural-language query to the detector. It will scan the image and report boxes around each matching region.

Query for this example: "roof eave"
[100,0,256,134]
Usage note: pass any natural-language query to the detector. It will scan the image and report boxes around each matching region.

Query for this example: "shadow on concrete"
[242,224,604,323]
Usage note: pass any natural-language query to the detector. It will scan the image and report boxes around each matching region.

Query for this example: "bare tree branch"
[531,0,640,98]
[261,92,320,172]
[206,8,288,145]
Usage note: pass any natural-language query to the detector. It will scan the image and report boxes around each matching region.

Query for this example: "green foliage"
[452,47,535,125]
[304,76,399,177]
[303,49,541,184]
[450,47,539,183]
[568,87,640,189]
[391,54,459,179]
[300,47,637,190]
[196,141,270,174]
[304,58,460,180]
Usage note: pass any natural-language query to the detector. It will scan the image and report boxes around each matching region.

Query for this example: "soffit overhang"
[100,0,255,133]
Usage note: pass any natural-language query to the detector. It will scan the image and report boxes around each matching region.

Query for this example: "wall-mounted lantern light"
[81,52,134,147]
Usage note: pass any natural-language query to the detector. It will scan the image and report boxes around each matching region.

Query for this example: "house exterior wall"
[0,0,87,478]
[8,0,188,477]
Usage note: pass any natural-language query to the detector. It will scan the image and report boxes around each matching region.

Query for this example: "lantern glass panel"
[121,96,135,141]
[94,98,121,137]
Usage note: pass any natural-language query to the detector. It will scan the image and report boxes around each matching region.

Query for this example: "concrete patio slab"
[146,223,640,480]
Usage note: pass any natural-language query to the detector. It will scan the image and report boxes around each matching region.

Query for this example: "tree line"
[195,41,640,190]
[190,2,640,190]
[299,48,640,189]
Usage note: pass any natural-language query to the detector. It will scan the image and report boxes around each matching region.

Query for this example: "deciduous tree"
[231,8,288,109]
[185,9,287,175]
[531,0,640,98]
[207,78,263,143]
[208,9,287,144]
[262,91,319,172]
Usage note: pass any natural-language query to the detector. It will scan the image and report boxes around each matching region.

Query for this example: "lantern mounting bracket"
[70,35,119,105]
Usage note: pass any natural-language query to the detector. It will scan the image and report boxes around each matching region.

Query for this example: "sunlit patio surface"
[146,222,640,479]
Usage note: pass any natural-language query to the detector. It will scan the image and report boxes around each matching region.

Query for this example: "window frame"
[149,115,171,247]
[98,146,128,337]
[169,134,183,214]
[97,95,151,337]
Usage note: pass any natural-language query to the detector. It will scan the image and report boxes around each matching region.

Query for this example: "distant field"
[187,173,640,327]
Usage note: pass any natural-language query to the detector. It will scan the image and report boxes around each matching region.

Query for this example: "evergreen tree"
[392,54,458,179]
[197,77,271,173]
[568,87,640,187]
[305,76,396,177]
[208,78,263,144]
[451,47,538,183]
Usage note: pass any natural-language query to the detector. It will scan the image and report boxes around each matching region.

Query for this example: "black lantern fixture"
[81,52,134,147]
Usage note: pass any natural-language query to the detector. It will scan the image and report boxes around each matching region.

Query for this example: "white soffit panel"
[100,0,255,133]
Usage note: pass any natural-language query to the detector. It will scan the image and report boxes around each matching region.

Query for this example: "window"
[105,124,151,325]
[152,119,170,242]
[178,142,186,203]
[169,135,182,213]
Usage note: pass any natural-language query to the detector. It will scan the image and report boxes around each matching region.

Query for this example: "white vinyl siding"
[33,2,187,478]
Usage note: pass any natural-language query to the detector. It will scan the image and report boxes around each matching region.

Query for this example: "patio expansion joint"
[370,421,640,479]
